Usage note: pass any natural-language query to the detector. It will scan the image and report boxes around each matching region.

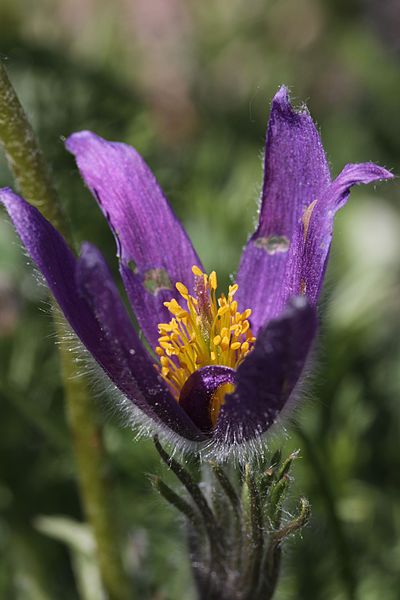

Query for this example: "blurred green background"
[0,0,399,598]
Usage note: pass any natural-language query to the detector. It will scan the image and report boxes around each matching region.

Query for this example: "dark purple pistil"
[179,365,236,432]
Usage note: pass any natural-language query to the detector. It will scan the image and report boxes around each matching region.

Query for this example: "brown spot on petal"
[254,235,290,254]
[144,268,173,295]
[302,199,318,241]
[300,279,307,295]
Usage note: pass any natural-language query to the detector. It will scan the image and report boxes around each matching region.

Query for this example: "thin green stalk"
[211,462,243,574]
[0,62,66,235]
[0,61,130,600]
[153,436,227,597]
[267,476,289,530]
[210,462,241,518]
[153,437,222,554]
[245,465,264,599]
[150,475,203,532]
[276,449,300,481]
[262,498,311,600]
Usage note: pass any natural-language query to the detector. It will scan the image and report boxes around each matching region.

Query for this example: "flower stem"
[262,497,311,600]
[210,462,241,518]
[244,465,264,599]
[150,475,203,532]
[0,60,130,600]
[153,437,223,556]
[154,437,226,596]
[0,62,66,235]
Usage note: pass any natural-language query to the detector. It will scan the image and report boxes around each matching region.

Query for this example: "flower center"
[155,266,256,402]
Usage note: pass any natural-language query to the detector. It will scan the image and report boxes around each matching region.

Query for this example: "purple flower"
[0,87,392,456]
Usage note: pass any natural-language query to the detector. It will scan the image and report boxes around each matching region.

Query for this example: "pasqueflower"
[0,87,392,455]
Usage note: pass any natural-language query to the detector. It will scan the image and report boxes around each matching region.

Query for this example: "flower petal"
[236,86,331,334]
[289,162,394,303]
[66,131,203,349]
[214,297,317,445]
[0,188,204,441]
[0,188,103,352]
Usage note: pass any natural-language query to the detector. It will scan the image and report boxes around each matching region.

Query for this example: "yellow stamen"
[218,305,230,317]
[192,265,203,277]
[229,283,238,296]
[176,282,189,297]
[221,336,230,351]
[241,341,249,352]
[156,267,256,421]
[209,271,217,290]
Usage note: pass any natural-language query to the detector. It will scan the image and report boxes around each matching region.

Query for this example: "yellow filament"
[156,266,256,405]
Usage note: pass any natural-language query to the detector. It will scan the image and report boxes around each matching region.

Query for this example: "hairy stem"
[150,475,203,532]
[0,61,130,600]
[211,462,243,574]
[154,437,226,594]
[0,62,66,235]
[263,498,311,600]
[210,462,241,518]
[244,465,264,599]
[153,437,222,552]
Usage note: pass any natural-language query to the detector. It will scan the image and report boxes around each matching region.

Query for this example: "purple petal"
[179,366,236,433]
[0,188,102,349]
[0,188,204,441]
[288,162,394,303]
[236,86,331,334]
[66,131,203,349]
[214,297,317,445]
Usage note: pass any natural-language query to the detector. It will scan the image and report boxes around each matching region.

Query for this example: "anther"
[221,336,230,351]
[229,283,239,296]
[209,271,217,290]
[192,265,203,277]
[230,300,238,314]
[176,282,189,296]
[213,335,221,346]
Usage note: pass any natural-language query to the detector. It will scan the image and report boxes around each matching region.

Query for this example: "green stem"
[150,475,203,532]
[154,436,227,597]
[263,498,311,600]
[211,462,243,574]
[210,462,241,518]
[245,465,264,599]
[0,61,130,600]
[153,437,222,555]
[0,62,66,235]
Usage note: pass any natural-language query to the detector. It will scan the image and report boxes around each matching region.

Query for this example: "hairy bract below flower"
[0,87,392,457]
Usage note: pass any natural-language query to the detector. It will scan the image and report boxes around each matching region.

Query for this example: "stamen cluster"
[156,266,256,399]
